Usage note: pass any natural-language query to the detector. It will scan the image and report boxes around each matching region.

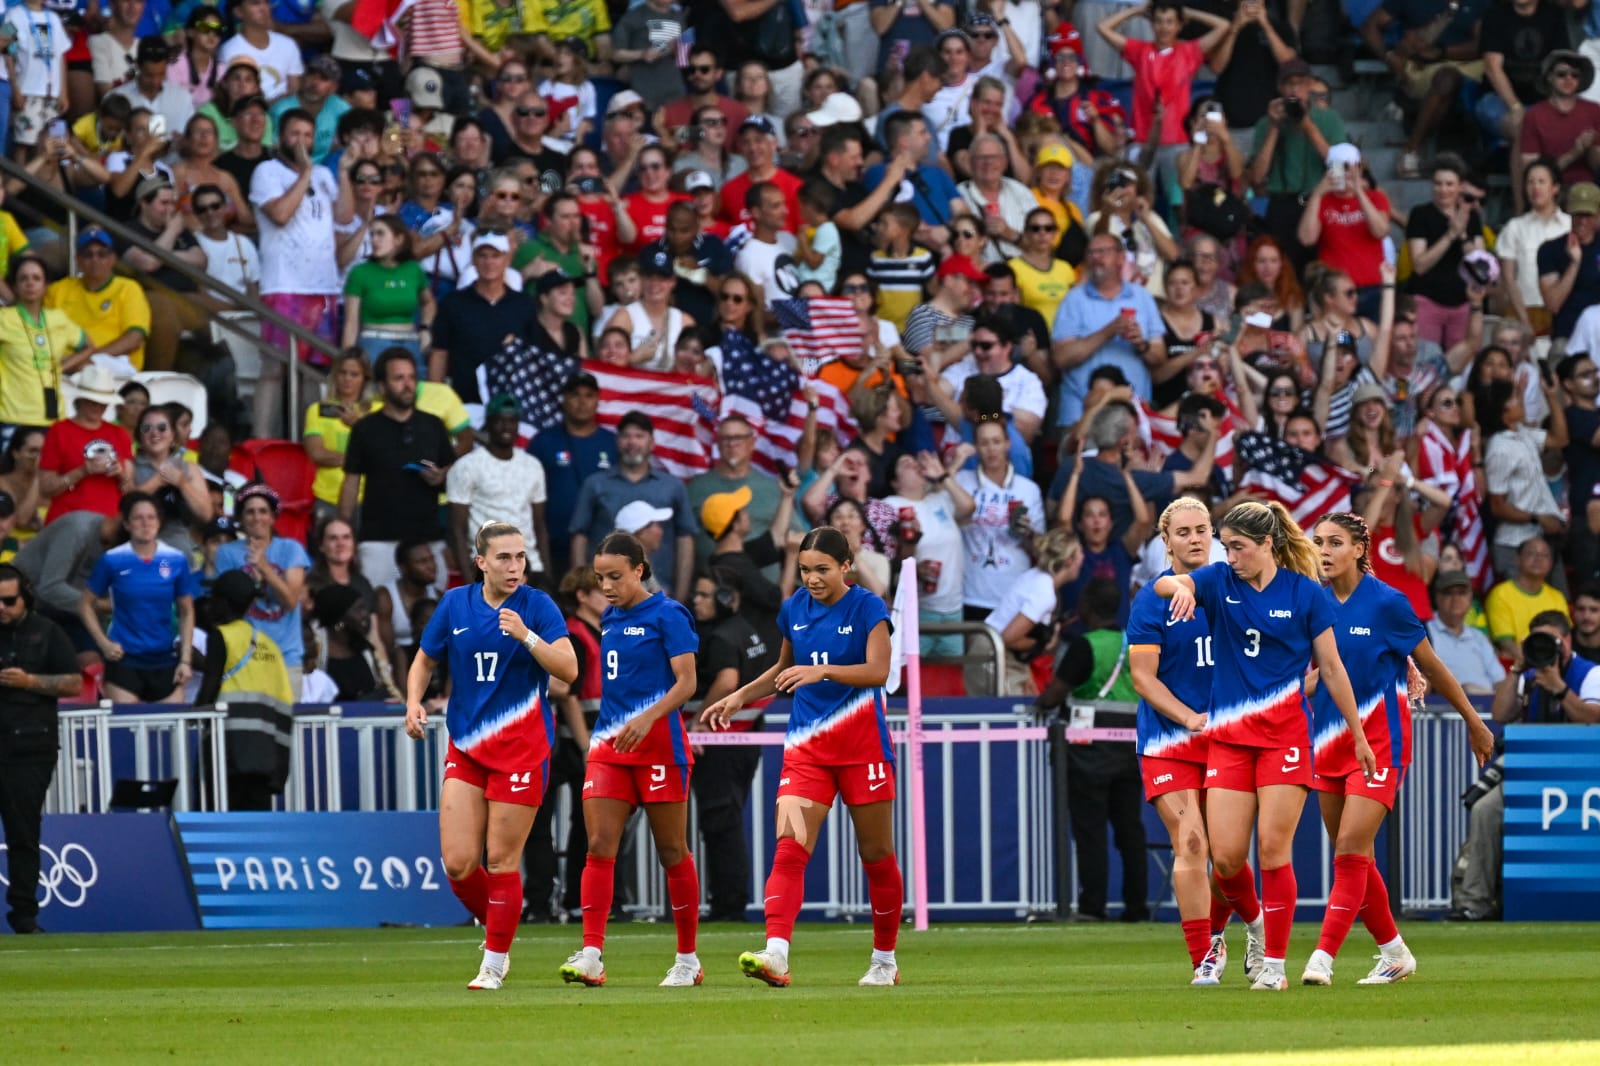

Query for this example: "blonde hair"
[1219,500,1319,579]
[1158,497,1211,564]
[1034,527,1081,575]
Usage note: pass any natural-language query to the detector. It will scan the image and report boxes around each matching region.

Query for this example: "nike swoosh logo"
[453,626,470,634]
[672,904,691,911]
[601,628,611,636]
[1330,905,1352,911]
[510,785,530,793]
[650,783,667,791]
[792,623,808,630]
[763,895,781,903]
[869,781,887,791]
[1281,765,1296,773]
[873,907,896,915]
[119,569,132,576]
[1166,615,1181,626]
[1264,905,1285,912]
[1226,596,1241,604]
[489,898,505,905]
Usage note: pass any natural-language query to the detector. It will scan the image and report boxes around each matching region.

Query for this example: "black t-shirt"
[1537,233,1600,340]
[1565,404,1600,508]
[1480,1,1570,103]
[1154,309,1217,409]
[695,612,778,702]
[1405,201,1483,307]
[820,174,873,276]
[216,150,266,199]
[1206,7,1299,130]
[709,542,785,618]
[326,650,383,701]
[431,285,540,403]
[118,219,201,292]
[849,437,905,501]
[342,409,456,541]
[0,612,78,744]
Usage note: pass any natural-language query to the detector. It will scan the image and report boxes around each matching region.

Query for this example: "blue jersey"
[1126,569,1211,762]
[779,584,894,766]
[1189,561,1335,749]
[1311,574,1425,775]
[419,584,569,762]
[86,541,200,667]
[591,592,698,766]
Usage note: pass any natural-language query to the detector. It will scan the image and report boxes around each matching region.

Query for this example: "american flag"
[675,27,696,67]
[1139,400,1237,491]
[714,329,855,474]
[1415,420,1489,591]
[1235,432,1362,528]
[585,360,720,479]
[479,336,579,436]
[773,296,863,371]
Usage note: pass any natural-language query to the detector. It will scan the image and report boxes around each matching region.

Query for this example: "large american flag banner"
[585,361,720,478]
[1415,420,1489,591]
[715,331,856,473]
[1139,400,1238,491]
[1235,431,1362,528]
[773,296,863,372]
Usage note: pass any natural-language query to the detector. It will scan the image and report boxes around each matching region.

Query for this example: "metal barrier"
[920,622,1007,695]
[47,708,114,814]
[108,705,232,812]
[1397,698,1484,912]
[285,705,450,812]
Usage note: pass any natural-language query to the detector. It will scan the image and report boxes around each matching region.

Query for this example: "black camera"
[1281,97,1306,123]
[1460,754,1504,808]
[676,125,704,145]
[1462,255,1494,286]
[1105,169,1134,192]
[574,175,605,195]
[1522,630,1561,670]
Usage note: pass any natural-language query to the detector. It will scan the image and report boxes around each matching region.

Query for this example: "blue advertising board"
[1502,724,1600,921]
[174,812,464,929]
[3,814,199,933]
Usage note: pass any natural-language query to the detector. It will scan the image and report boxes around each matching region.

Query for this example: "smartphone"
[47,118,67,141]
[1193,130,1208,145]
[390,98,412,127]
[148,114,166,138]
[318,403,343,418]
[891,39,911,66]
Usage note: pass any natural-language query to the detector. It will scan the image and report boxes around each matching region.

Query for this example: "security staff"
[0,564,81,934]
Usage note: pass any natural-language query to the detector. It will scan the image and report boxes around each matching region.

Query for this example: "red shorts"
[1205,739,1313,792]
[1311,765,1406,810]
[583,760,690,806]
[776,755,896,806]
[1140,754,1207,802]
[443,740,548,806]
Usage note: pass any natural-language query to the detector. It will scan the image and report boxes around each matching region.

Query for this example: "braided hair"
[1314,512,1373,574]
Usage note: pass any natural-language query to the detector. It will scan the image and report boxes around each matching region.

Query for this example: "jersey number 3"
[1242,628,1261,658]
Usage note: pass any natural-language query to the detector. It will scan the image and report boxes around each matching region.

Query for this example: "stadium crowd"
[2,0,1599,931]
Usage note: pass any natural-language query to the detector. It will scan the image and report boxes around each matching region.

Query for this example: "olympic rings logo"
[0,843,99,908]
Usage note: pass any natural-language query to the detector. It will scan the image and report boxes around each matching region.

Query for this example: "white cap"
[615,501,673,534]
[1326,142,1361,168]
[684,169,715,193]
[472,232,511,255]
[606,89,645,116]
[807,91,863,128]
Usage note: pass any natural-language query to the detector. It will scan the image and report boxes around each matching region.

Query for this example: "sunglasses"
[1434,396,1458,408]
[493,190,521,199]
[1027,223,1057,233]
[193,19,223,32]
[195,201,225,213]
[840,283,871,295]
[720,292,748,303]
[953,229,979,239]
[0,595,19,607]
[690,64,715,74]
[516,106,548,117]
[354,175,383,185]
[700,116,726,127]
[1337,287,1357,297]
[640,161,668,171]
[501,71,530,82]
[142,422,171,432]
[1268,387,1297,397]
[972,340,1000,352]
[791,126,818,138]
[970,30,998,39]
[1553,68,1580,79]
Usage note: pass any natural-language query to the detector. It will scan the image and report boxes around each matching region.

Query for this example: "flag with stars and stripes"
[1139,399,1238,491]
[585,360,720,478]
[479,336,579,437]
[675,27,695,67]
[715,328,856,474]
[1235,431,1362,528]
[773,296,863,371]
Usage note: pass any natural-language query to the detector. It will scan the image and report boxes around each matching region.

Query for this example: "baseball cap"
[562,371,600,394]
[202,515,239,540]
[617,410,654,435]
[684,169,715,193]
[606,89,645,117]
[535,270,577,296]
[223,54,260,77]
[212,570,260,614]
[1433,569,1472,593]
[1352,381,1387,407]
[484,393,522,418]
[306,54,342,82]
[1567,181,1600,216]
[1326,142,1361,168]
[638,249,674,278]
[738,115,777,137]
[231,93,268,117]
[1277,57,1313,84]
[135,174,173,201]
[615,500,673,534]
[472,231,511,255]
[807,92,863,129]
[700,486,753,542]
[1035,143,1074,170]
[340,64,377,95]
[405,66,445,109]
[937,254,987,284]
[77,226,115,251]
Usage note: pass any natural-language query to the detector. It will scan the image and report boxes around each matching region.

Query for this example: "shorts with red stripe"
[583,759,690,806]
[1140,754,1207,802]
[443,739,548,806]
[776,754,896,806]
[1204,738,1313,792]
[1311,765,1406,810]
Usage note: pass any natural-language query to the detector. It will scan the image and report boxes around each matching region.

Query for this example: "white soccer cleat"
[1243,923,1266,982]
[560,951,606,987]
[660,961,704,987]
[467,960,506,990]
[1301,953,1334,986]
[739,948,791,987]
[1192,934,1227,985]
[858,960,900,986]
[1250,965,1289,991]
[1356,945,1417,985]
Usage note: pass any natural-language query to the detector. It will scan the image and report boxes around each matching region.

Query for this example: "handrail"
[922,621,1008,696]
[0,154,333,436]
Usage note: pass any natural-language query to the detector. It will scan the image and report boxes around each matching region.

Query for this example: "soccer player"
[404,522,578,990]
[1156,501,1374,992]
[560,531,702,988]
[1303,513,1494,986]
[1127,497,1264,985]
[701,526,902,988]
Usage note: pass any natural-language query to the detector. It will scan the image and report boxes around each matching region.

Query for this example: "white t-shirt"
[983,567,1056,633]
[734,232,799,307]
[445,449,549,568]
[1496,209,1570,310]
[5,7,68,98]
[249,158,341,295]
[1570,305,1600,366]
[88,32,137,91]
[538,78,596,151]
[882,490,966,614]
[954,464,1045,610]
[217,31,304,102]
[195,230,263,295]
[940,358,1047,424]
[106,81,197,141]
[321,0,392,62]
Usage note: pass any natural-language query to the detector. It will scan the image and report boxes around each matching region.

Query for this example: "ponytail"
[1263,501,1321,579]
[596,530,653,582]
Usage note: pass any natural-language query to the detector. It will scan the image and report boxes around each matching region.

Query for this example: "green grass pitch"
[4,922,1598,1064]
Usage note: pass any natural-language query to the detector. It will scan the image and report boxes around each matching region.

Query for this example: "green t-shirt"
[512,235,589,333]
[1250,107,1347,197]
[343,260,428,327]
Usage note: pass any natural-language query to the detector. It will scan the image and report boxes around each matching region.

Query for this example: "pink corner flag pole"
[895,557,930,932]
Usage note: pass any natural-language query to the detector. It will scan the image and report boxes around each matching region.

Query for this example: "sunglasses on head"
[194,19,223,31]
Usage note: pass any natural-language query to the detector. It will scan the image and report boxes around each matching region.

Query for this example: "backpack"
[1184,182,1250,241]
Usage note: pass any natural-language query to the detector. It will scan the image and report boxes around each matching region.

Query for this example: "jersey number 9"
[606,649,619,680]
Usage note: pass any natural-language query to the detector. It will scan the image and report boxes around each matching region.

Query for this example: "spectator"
[875,46,946,169]
[108,36,196,137]
[44,228,151,369]
[214,483,312,691]
[1086,161,1177,295]
[1051,232,1166,429]
[129,404,213,551]
[339,350,453,591]
[1009,205,1076,328]
[514,193,603,334]
[700,481,793,613]
[1360,0,1484,179]
[217,0,303,102]
[957,132,1037,264]
[568,410,697,602]
[1485,536,1570,660]
[672,106,747,192]
[1055,440,1153,632]
[1480,371,1568,581]
[980,262,1053,371]
[656,46,749,148]
[720,116,801,234]
[189,182,261,300]
[1248,58,1343,261]
[0,254,91,437]
[1150,261,1217,409]
[0,430,44,553]
[1206,0,1298,132]
[815,125,906,276]
[306,514,372,608]
[529,372,616,575]
[80,491,199,702]
[1029,142,1091,267]
[38,366,134,526]
[215,93,271,193]
[427,232,537,405]
[446,394,550,578]
[825,495,891,598]
[1053,400,1214,540]
[903,253,982,364]
[864,204,936,334]
[1477,0,1569,174]
[1518,50,1600,187]
[1571,584,1600,663]
[883,449,976,656]
[201,57,267,155]
[340,216,433,366]
[169,6,226,108]
[1557,353,1600,584]
[982,525,1079,695]
[1297,144,1391,316]
[117,176,216,371]
[734,181,798,308]
[955,413,1044,631]
[309,583,390,701]
[266,54,349,164]
[1537,181,1600,344]
[1405,156,1486,348]
[300,349,369,517]
[1236,234,1305,331]
[1497,159,1569,337]
[5,0,68,156]
[1426,569,1505,694]
[940,311,1047,444]
[368,540,434,686]
[801,446,901,558]
[869,0,958,78]
[609,0,686,108]
[1184,235,1236,320]
[89,0,142,98]
[687,415,787,564]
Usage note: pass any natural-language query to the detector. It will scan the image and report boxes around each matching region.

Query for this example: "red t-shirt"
[1519,99,1600,186]
[40,417,133,524]
[1369,523,1434,623]
[720,167,803,233]
[577,195,621,282]
[622,191,689,253]
[660,96,750,139]
[1316,187,1391,288]
[1121,39,1205,145]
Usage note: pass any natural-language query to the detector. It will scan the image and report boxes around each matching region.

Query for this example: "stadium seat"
[228,445,257,480]
[134,372,210,442]
[918,663,968,697]
[243,441,317,543]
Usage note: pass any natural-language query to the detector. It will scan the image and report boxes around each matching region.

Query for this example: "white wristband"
[522,631,539,654]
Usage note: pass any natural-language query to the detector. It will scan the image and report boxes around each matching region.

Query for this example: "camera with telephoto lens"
[1281,97,1306,123]
[1522,630,1561,671]
[1460,754,1504,808]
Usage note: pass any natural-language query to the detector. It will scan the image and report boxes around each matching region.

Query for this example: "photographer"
[0,563,82,935]
[1248,58,1346,269]
[1456,610,1600,920]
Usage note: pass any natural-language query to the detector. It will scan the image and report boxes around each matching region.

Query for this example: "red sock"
[1214,865,1261,926]
[1315,854,1371,957]
[580,855,616,951]
[1182,918,1212,966]
[665,855,700,955]
[1360,859,1401,946]
[763,838,810,942]
[1208,895,1233,936]
[483,870,521,953]
[1259,864,1296,960]
[862,855,903,952]
[448,866,489,924]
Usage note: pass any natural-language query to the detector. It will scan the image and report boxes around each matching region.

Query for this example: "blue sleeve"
[526,589,570,646]
[86,555,113,597]
[777,593,793,635]
[862,164,886,192]
[854,585,891,634]
[661,599,699,658]
[274,538,313,571]
[708,239,734,275]
[1386,589,1426,656]
[927,168,958,205]
[569,476,597,535]
[213,541,244,573]
[1189,561,1224,607]
[901,404,936,455]
[1125,587,1164,645]
[178,565,204,600]
[1138,290,1165,341]
[1051,291,1083,342]
[1303,576,1337,638]
[420,593,451,659]
[786,0,807,27]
